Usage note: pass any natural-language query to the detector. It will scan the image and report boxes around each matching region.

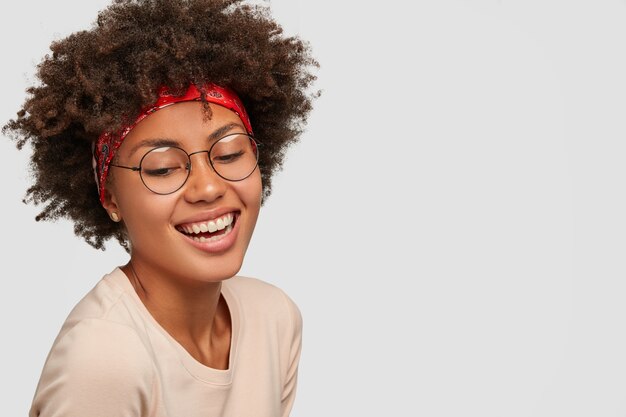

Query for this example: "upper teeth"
[179,213,235,235]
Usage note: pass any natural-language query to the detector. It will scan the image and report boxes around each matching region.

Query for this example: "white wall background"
[2,0,626,416]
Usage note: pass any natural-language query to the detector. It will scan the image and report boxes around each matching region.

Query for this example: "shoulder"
[61,268,137,325]
[225,276,301,314]
[35,269,157,392]
[224,276,302,329]
[31,319,154,415]
[56,268,149,345]
[45,318,153,382]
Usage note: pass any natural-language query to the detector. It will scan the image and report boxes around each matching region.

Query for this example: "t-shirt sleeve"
[29,319,154,417]
[279,292,303,417]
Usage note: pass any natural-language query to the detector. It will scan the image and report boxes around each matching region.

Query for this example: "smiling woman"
[109,102,262,284]
[2,0,318,416]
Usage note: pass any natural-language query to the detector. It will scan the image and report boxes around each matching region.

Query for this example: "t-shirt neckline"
[107,267,240,385]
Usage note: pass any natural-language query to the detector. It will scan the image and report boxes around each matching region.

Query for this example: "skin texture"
[104,102,262,369]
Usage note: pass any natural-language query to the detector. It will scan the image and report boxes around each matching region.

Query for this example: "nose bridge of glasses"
[187,149,213,172]
[183,149,227,197]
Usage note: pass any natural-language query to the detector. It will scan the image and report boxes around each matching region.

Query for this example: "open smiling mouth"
[175,212,239,243]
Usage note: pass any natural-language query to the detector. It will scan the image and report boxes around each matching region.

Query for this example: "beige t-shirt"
[28,268,302,417]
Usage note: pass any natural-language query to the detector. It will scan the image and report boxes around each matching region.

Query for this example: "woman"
[3,0,318,416]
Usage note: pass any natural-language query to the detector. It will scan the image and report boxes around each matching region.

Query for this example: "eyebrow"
[208,122,243,142]
[127,122,244,157]
[128,138,180,157]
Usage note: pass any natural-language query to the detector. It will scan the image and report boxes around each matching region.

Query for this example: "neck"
[121,260,227,350]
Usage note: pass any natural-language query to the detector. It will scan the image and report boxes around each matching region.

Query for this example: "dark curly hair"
[3,0,318,250]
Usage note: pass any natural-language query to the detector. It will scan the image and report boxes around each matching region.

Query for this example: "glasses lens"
[140,147,190,194]
[210,134,259,181]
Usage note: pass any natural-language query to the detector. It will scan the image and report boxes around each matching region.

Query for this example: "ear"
[101,186,122,223]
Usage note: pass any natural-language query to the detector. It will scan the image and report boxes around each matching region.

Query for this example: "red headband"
[92,83,253,204]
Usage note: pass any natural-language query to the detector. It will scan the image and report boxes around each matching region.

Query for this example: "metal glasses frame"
[110,133,261,195]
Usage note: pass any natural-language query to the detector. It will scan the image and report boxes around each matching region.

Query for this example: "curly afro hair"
[3,0,318,250]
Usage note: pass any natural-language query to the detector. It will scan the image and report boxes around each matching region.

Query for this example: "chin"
[185,251,246,283]
[128,244,246,287]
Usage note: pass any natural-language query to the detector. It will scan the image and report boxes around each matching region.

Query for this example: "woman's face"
[105,101,262,284]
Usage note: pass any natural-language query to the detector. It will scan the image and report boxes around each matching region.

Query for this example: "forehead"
[119,101,245,152]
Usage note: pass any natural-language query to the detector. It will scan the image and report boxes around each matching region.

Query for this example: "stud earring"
[110,212,120,222]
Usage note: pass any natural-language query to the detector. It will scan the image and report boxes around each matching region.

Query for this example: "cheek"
[114,182,176,242]
[238,170,263,211]
[124,201,177,252]
[230,170,262,234]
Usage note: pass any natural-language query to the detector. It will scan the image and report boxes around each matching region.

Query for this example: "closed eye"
[143,166,186,176]
[213,151,244,163]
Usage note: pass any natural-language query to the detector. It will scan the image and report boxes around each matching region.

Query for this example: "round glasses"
[111,133,260,195]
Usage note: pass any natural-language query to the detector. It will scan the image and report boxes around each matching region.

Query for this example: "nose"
[182,151,227,203]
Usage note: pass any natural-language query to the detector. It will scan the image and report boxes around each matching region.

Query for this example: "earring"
[110,212,120,222]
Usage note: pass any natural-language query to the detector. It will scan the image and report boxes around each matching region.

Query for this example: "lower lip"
[179,213,240,253]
